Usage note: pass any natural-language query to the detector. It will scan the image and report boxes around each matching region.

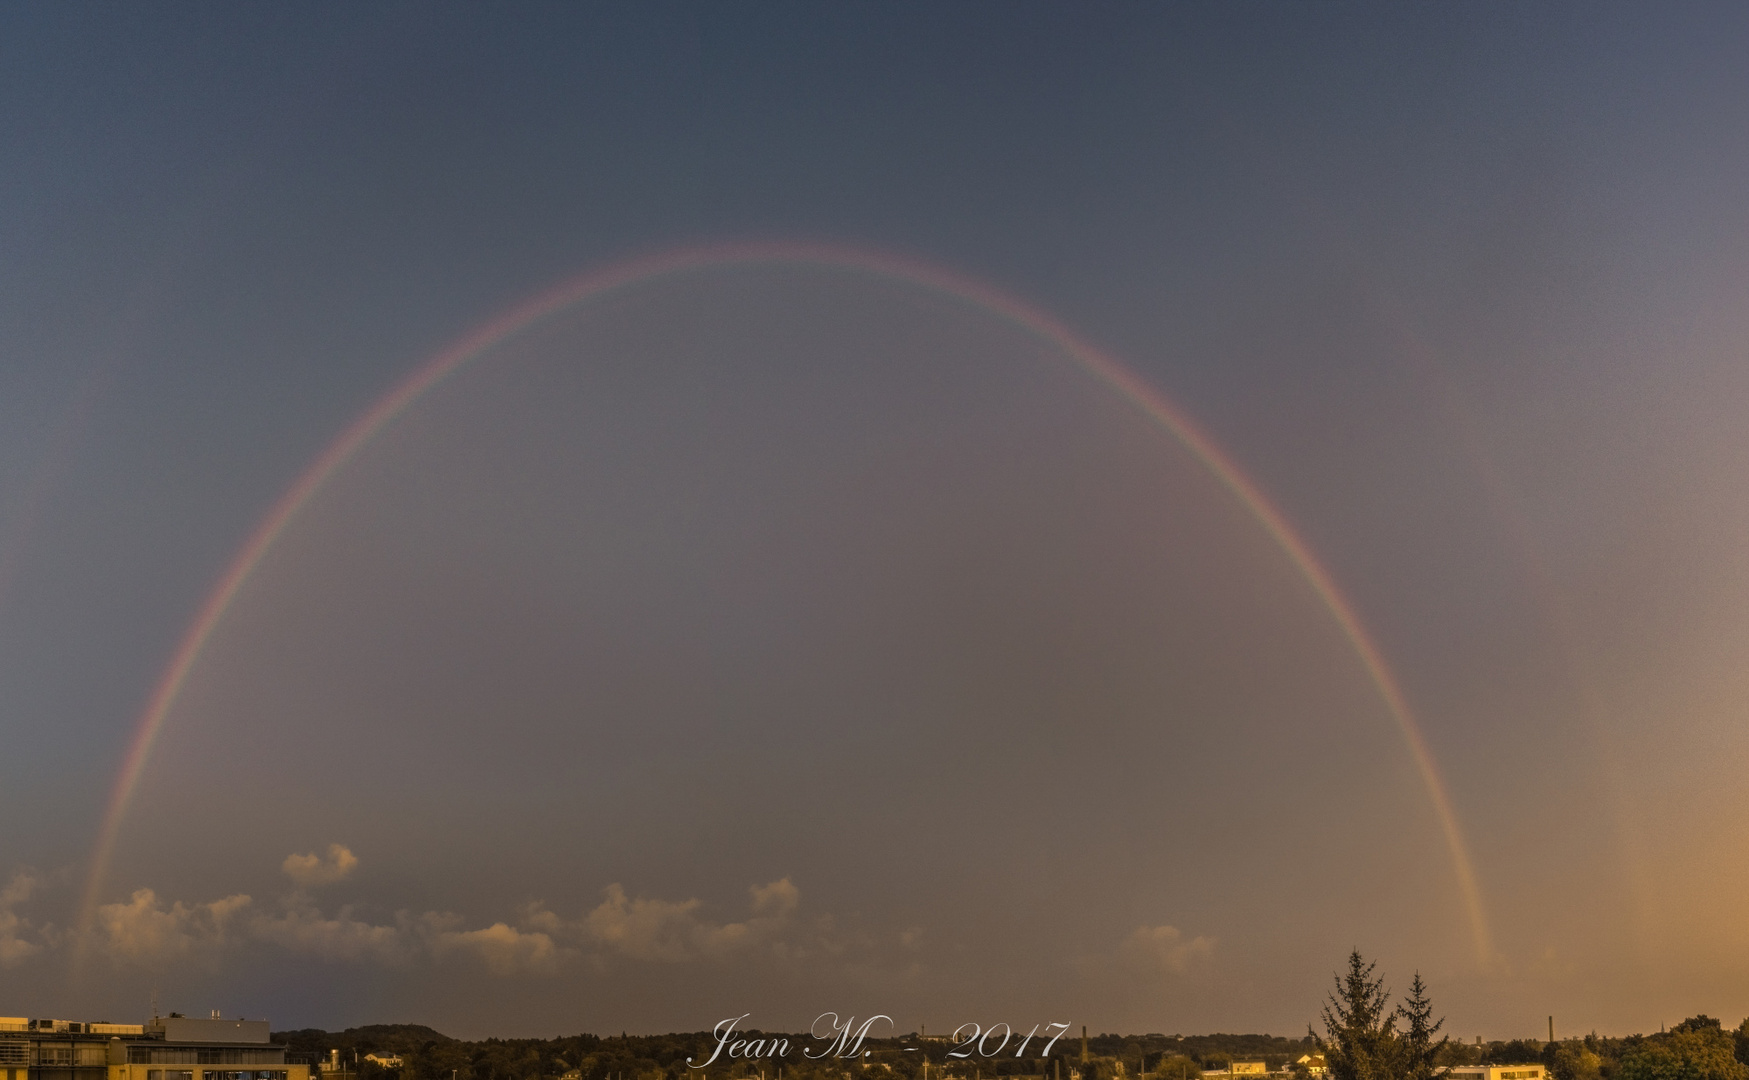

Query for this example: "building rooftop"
[0,1014,273,1045]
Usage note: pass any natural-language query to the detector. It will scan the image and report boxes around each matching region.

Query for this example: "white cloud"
[251,903,408,963]
[561,877,800,963]
[281,844,358,888]
[576,884,715,962]
[87,885,564,974]
[749,877,800,918]
[0,872,36,908]
[0,871,41,966]
[1121,924,1215,973]
[74,870,861,977]
[431,921,562,976]
[93,888,252,962]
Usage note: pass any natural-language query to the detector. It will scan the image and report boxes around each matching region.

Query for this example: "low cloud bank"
[0,871,43,966]
[1120,924,1216,973]
[60,846,825,976]
[5,850,1141,981]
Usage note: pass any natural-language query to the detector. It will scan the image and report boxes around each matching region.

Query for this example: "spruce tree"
[1398,972,1447,1080]
[1315,950,1401,1080]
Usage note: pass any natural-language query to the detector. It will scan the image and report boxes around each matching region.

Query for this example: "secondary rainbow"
[80,241,1495,963]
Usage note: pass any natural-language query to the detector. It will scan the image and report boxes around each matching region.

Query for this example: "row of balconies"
[124,1049,285,1066]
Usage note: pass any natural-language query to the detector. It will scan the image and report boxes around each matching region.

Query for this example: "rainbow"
[78,241,1494,963]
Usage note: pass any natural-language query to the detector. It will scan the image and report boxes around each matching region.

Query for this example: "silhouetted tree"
[1397,974,1446,1080]
[1315,951,1400,1080]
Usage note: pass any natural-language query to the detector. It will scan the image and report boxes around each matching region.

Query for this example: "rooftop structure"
[1440,1067,1547,1080]
[0,1013,309,1080]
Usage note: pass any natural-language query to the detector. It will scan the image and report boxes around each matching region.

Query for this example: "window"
[197,1051,282,1066]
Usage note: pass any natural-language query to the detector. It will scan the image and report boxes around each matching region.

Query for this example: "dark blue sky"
[4,1,1749,1039]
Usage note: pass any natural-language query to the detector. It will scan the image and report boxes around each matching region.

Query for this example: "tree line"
[1314,951,1749,1080]
[272,953,1749,1080]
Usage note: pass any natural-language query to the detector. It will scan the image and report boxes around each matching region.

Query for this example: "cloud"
[251,903,408,963]
[93,888,252,962]
[1121,924,1215,973]
[253,906,563,975]
[562,877,800,963]
[86,886,569,974]
[281,844,358,888]
[749,877,800,918]
[431,921,562,975]
[0,871,41,966]
[576,885,718,962]
[0,873,36,908]
[75,869,860,977]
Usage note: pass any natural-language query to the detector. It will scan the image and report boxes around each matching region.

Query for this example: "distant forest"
[272,1011,1749,1080]
[272,1024,1319,1080]
[270,954,1749,1080]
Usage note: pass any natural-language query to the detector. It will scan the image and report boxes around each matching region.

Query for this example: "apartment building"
[0,1015,311,1080]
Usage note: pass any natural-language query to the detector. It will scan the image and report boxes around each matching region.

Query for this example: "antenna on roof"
[151,989,159,1024]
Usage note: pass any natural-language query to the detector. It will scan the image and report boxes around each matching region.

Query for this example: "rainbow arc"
[79,242,1494,965]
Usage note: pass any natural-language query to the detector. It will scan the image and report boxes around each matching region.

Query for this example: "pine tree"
[1398,972,1447,1080]
[1315,950,1401,1080]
